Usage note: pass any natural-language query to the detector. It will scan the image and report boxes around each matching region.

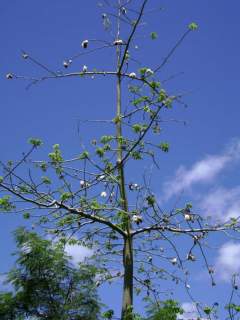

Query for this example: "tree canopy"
[0,228,100,320]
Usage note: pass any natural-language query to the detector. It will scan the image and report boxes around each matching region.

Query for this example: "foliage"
[145,300,183,320]
[0,195,15,212]
[150,32,158,40]
[188,22,198,31]
[28,138,43,147]
[0,228,100,320]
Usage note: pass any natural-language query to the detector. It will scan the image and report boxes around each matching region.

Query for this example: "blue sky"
[1,0,240,318]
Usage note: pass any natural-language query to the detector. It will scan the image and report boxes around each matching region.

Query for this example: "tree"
[0,227,100,320]
[145,300,183,320]
[2,1,240,319]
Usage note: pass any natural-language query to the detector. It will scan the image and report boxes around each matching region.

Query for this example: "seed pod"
[80,180,85,188]
[63,60,72,68]
[6,73,13,79]
[129,72,137,78]
[114,39,124,45]
[208,267,214,274]
[170,257,177,265]
[81,40,89,49]
[132,215,142,225]
[22,52,29,59]
[146,68,154,76]
[100,191,107,198]
[82,65,88,73]
[121,7,127,15]
[184,213,192,221]
[129,183,134,190]
[147,256,152,263]
[187,253,196,261]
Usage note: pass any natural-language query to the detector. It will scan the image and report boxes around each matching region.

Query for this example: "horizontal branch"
[131,224,229,237]
[14,70,147,85]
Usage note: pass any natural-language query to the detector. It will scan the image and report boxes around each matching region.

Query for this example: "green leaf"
[132,96,149,106]
[60,192,72,202]
[79,151,89,160]
[102,309,114,319]
[28,138,43,147]
[68,238,78,245]
[146,195,155,206]
[58,216,75,227]
[132,124,142,133]
[112,115,122,124]
[188,22,198,31]
[132,123,147,134]
[96,147,105,158]
[149,81,161,90]
[7,160,13,168]
[103,144,111,151]
[229,217,238,226]
[131,151,142,160]
[18,184,30,193]
[143,106,151,113]
[203,306,212,315]
[41,176,51,184]
[90,199,101,211]
[157,89,167,102]
[186,203,192,209]
[226,304,240,313]
[0,195,15,211]
[150,32,158,40]
[159,142,169,152]
[139,67,148,75]
[48,144,63,163]
[40,162,47,172]
[163,97,173,109]
[100,135,114,144]
[23,212,30,219]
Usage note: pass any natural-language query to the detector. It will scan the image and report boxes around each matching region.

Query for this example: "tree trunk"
[121,236,133,320]
[115,11,133,317]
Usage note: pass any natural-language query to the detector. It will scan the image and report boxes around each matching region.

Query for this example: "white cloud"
[178,302,205,320]
[199,186,240,221]
[65,244,93,267]
[215,242,240,281]
[162,139,240,201]
[46,234,93,268]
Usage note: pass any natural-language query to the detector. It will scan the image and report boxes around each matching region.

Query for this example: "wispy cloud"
[199,186,240,221]
[65,244,93,267]
[215,242,240,282]
[162,139,240,201]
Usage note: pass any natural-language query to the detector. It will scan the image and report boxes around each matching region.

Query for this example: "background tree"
[145,300,183,320]
[0,227,100,320]
[2,0,240,319]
